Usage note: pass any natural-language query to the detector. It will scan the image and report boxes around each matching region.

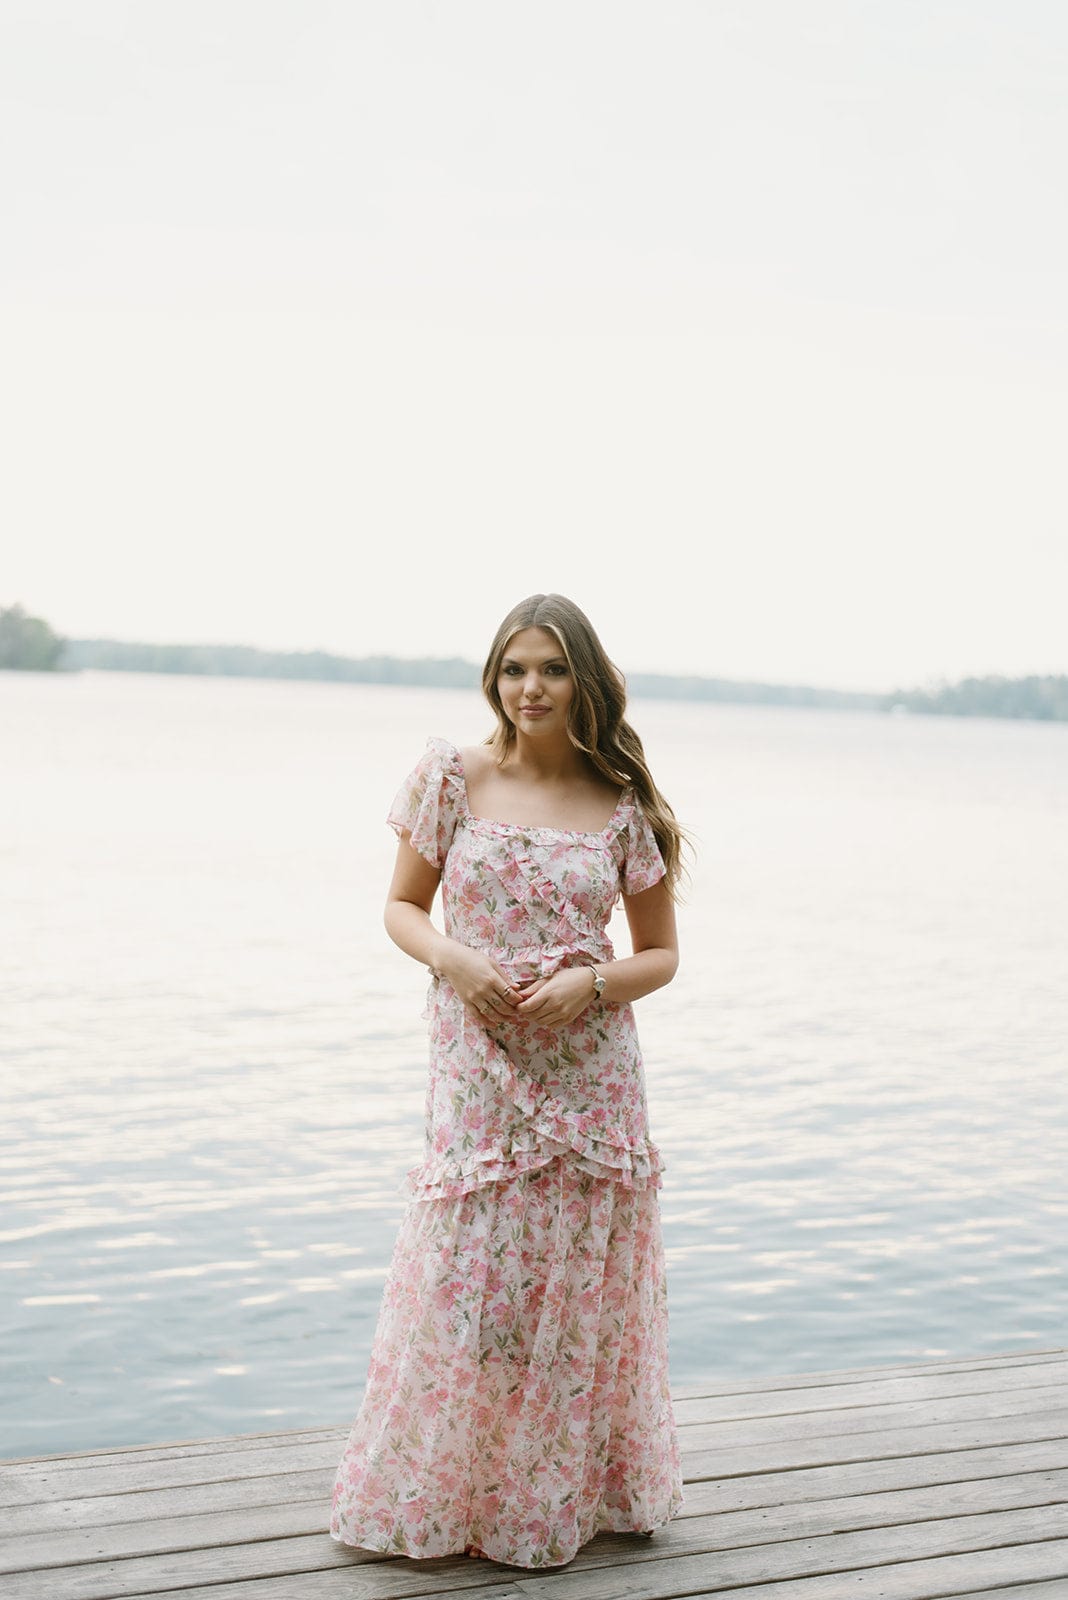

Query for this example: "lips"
[520,705,550,717]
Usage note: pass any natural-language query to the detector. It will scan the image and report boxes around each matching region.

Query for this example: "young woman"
[330,593,686,1568]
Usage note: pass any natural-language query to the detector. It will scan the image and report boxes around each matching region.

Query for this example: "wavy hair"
[481,593,690,895]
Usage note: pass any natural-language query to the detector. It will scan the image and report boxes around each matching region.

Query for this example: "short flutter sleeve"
[620,795,668,895]
[387,738,465,869]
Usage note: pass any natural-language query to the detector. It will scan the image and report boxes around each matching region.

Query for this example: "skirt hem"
[328,1492,684,1568]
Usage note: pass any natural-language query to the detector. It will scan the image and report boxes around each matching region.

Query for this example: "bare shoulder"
[458,744,496,779]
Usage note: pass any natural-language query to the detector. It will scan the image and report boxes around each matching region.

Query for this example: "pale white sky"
[2,1,1066,691]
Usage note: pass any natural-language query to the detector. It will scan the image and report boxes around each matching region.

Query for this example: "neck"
[506,729,586,781]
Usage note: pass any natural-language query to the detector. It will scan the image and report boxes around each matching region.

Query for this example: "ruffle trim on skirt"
[406,1130,661,1201]
[406,1012,662,1201]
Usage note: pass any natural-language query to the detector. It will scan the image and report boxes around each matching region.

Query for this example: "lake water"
[1,670,1066,1460]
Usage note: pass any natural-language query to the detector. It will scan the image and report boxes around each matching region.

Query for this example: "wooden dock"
[2,1348,1068,1599]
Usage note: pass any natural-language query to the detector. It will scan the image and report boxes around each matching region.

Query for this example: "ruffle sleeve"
[387,737,466,869]
[619,795,667,895]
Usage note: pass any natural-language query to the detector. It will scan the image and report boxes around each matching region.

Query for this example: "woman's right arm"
[384,834,518,1017]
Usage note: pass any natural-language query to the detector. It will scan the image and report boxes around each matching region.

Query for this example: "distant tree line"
[627,671,880,711]
[4,605,1067,721]
[0,604,66,670]
[58,635,883,709]
[61,636,479,688]
[885,675,1068,721]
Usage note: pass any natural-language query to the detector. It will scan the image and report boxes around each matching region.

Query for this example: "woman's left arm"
[514,880,678,1025]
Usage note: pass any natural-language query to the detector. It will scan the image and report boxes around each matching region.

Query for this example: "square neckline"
[447,740,630,840]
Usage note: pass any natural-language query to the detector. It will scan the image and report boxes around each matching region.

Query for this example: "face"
[497,626,574,734]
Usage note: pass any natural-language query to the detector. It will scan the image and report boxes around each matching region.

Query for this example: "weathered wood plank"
[669,1345,1068,1400]
[684,1406,1068,1480]
[5,1404,1068,1515]
[408,1547,1068,1600]
[4,1465,1068,1577]
[12,1374,1060,1510]
[3,1349,1065,1599]
[3,1349,1063,1481]
[946,1586,1068,1600]
[677,1379,1068,1453]
[495,1539,1068,1600]
[5,1500,1068,1599]
[0,1427,346,1476]
[9,1513,1068,1600]
[7,1436,1068,1541]
[4,1348,1062,1476]
[671,1356,1068,1425]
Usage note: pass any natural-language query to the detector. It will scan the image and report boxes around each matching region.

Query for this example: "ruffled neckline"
[425,736,633,841]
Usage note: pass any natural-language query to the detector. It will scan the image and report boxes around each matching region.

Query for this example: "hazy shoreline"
[2,602,1066,720]
[51,637,1068,722]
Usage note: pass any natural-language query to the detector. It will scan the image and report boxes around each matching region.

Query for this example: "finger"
[490,961,516,992]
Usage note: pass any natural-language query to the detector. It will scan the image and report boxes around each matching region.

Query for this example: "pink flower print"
[432,1278,462,1314]
[533,1375,555,1411]
[474,1490,501,1529]
[417,1385,449,1421]
[569,1390,593,1424]
[461,1103,486,1135]
[437,1014,459,1047]
[464,1257,488,1293]
[484,1296,513,1329]
[577,1285,601,1317]
[500,902,529,935]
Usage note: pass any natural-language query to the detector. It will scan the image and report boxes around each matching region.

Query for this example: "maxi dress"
[329,738,682,1568]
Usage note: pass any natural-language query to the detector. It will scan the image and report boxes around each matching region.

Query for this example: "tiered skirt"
[329,1157,682,1568]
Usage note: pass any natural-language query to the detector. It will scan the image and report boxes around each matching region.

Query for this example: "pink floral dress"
[329,738,682,1568]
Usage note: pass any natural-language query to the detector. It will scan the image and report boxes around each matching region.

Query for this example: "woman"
[330,593,686,1568]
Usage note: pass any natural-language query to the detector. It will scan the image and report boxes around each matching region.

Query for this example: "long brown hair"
[481,593,690,894]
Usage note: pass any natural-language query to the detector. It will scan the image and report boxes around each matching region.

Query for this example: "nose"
[522,670,543,700]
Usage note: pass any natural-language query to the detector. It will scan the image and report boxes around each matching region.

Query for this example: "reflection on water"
[1,671,1066,1457]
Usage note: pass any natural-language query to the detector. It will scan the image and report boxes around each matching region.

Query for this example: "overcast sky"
[3,1,1066,691]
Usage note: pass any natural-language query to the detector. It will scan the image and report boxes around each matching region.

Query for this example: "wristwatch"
[586,965,606,999]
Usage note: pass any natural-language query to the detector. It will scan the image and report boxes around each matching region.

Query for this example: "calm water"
[1,670,1066,1459]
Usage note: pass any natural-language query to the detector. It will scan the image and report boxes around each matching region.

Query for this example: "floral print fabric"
[329,738,682,1567]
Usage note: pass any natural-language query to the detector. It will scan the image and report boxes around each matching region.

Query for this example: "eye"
[546,663,568,676]
[501,664,523,676]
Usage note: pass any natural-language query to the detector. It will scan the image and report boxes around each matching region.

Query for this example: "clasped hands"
[440,946,599,1028]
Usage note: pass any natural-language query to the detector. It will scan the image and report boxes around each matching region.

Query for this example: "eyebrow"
[501,654,568,666]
